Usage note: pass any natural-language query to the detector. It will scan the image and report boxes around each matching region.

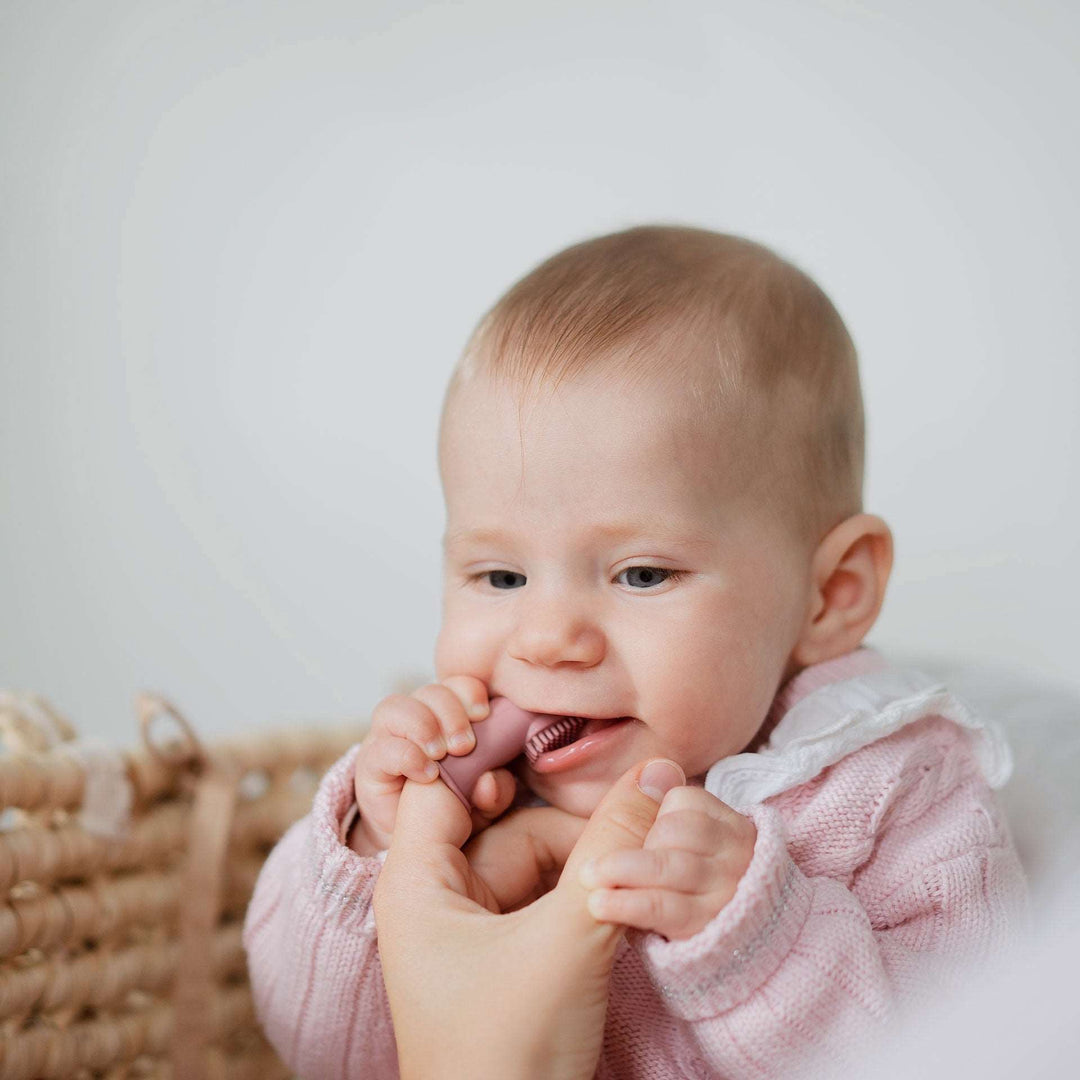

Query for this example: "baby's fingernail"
[638,759,685,802]
[423,760,440,779]
[450,731,474,752]
[474,771,494,801]
[578,858,599,889]
[425,739,446,758]
[469,703,489,719]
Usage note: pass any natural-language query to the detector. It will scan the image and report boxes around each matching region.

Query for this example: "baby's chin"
[511,758,709,819]
[513,766,612,819]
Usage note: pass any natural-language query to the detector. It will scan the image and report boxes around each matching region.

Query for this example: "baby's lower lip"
[528,717,635,774]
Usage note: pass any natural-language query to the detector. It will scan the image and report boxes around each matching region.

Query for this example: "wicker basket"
[0,690,360,1079]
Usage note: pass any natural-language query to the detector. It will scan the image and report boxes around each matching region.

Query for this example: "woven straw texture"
[0,690,360,1080]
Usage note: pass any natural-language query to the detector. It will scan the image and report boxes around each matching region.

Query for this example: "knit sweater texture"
[243,648,1029,1078]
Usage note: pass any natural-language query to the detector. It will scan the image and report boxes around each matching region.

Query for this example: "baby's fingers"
[578,847,711,895]
[467,768,518,833]
[584,886,704,941]
[437,675,491,722]
[409,683,479,756]
[371,694,449,759]
[358,734,441,791]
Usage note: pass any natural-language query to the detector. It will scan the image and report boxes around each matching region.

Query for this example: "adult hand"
[372,757,686,1080]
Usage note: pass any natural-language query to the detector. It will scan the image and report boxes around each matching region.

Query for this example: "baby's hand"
[463,805,589,912]
[349,676,518,855]
[576,786,756,941]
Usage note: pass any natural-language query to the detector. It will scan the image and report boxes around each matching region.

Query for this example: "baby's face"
[436,370,813,817]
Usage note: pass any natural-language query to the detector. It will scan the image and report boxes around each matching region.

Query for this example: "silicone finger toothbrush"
[437,697,597,810]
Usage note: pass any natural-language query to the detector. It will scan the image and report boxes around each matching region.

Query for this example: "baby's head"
[435,225,893,816]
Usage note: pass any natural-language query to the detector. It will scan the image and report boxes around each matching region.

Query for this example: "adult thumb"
[390,770,475,860]
[554,759,686,925]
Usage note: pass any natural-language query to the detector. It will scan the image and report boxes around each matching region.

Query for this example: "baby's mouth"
[523,715,630,764]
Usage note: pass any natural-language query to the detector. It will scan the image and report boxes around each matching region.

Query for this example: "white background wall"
[2,0,1077,744]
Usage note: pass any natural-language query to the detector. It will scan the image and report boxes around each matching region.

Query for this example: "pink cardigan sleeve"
[242,744,401,1080]
[631,717,1030,1078]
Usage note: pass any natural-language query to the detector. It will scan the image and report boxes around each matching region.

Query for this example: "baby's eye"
[617,566,681,589]
[481,570,526,590]
[471,568,682,591]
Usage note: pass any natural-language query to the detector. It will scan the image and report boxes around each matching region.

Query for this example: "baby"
[244,225,1028,1078]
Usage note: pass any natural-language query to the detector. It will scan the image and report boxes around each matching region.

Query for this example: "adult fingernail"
[637,759,685,802]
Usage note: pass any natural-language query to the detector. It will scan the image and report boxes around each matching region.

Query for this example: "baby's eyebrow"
[442,522,714,552]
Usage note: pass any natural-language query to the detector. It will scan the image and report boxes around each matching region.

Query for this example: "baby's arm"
[243,678,520,1078]
[630,718,1029,1079]
[243,744,401,1080]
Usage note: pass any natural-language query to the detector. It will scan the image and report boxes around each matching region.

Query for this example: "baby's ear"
[792,514,894,667]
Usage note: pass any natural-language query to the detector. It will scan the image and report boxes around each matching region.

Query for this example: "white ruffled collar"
[704,648,1014,811]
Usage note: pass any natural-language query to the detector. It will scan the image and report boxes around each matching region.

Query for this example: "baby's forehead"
[442,358,768,465]
[444,370,717,454]
[445,382,773,520]
[439,363,826,550]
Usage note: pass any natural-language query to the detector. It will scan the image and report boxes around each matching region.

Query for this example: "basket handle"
[134,691,238,1079]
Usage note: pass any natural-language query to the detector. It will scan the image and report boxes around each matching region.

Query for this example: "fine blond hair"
[440,224,865,545]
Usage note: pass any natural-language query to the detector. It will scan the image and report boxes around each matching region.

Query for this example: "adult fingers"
[391,767,476,856]
[554,759,685,931]
[378,772,498,930]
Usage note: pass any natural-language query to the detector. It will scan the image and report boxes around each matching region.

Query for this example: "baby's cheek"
[434,619,474,678]
[435,604,506,682]
[433,629,454,680]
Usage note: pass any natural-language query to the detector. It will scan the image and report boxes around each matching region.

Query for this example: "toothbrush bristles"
[523,716,589,764]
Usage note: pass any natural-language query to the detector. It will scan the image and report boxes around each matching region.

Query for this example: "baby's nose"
[507,607,605,668]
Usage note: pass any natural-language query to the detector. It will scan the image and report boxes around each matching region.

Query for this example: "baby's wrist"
[344,804,387,856]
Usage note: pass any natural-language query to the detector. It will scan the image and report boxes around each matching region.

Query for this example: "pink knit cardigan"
[243,649,1029,1078]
